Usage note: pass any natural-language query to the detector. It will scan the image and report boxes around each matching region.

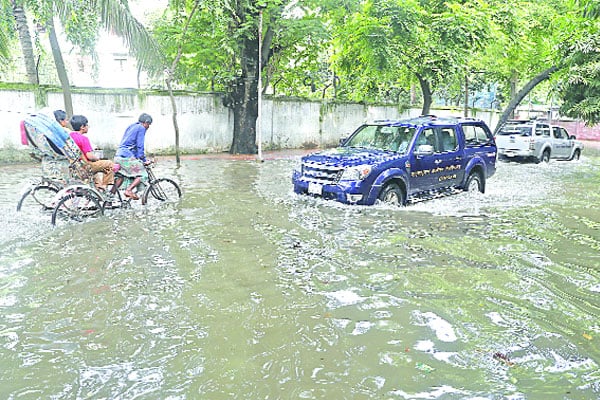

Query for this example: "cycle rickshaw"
[17,113,182,225]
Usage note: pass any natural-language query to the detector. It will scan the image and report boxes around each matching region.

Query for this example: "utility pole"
[256,7,264,162]
[464,73,469,118]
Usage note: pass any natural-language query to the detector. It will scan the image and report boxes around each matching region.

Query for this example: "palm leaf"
[0,0,15,62]
[54,0,166,74]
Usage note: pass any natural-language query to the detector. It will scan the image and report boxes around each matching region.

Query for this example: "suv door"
[431,126,464,189]
[409,127,438,193]
[408,126,465,192]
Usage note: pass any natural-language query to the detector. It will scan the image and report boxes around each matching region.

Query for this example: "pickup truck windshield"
[345,125,416,154]
[497,125,533,136]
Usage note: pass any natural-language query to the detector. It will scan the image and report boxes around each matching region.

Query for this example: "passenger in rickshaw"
[69,115,116,192]
[114,113,153,200]
[53,110,70,133]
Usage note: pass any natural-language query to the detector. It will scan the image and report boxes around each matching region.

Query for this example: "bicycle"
[50,160,182,226]
[18,113,182,226]
[139,161,182,205]
[17,114,79,214]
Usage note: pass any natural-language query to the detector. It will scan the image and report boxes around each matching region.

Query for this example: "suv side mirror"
[415,144,434,156]
[570,135,577,140]
[339,134,350,146]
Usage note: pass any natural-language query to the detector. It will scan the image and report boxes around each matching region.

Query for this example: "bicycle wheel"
[102,189,125,210]
[51,188,104,226]
[141,178,182,205]
[17,184,60,212]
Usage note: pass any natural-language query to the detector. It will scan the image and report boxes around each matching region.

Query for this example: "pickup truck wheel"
[378,183,406,206]
[465,172,484,193]
[570,149,581,161]
[540,149,551,163]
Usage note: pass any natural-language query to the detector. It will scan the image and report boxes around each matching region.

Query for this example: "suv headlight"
[339,165,372,181]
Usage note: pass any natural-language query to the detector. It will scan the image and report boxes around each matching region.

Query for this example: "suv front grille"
[302,161,344,184]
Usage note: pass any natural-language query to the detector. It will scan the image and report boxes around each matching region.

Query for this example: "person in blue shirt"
[114,113,153,200]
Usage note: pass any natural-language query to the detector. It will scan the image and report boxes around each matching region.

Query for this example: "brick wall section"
[553,120,600,141]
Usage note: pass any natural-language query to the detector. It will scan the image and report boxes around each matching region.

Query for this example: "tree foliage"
[53,0,165,73]
[154,0,329,94]
[1,0,163,85]
[559,33,600,124]
[0,0,14,63]
[327,0,492,113]
[555,1,600,124]
[154,0,335,153]
[4,0,600,141]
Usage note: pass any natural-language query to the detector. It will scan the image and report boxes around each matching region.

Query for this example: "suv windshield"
[345,125,416,154]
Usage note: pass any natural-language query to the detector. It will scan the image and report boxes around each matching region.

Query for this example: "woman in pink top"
[69,115,115,191]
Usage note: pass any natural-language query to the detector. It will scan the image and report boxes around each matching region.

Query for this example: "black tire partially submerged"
[464,172,484,193]
[378,182,406,206]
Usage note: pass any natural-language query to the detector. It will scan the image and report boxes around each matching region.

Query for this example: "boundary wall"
[3,87,573,154]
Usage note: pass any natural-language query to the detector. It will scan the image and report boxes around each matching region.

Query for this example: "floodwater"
[0,148,599,399]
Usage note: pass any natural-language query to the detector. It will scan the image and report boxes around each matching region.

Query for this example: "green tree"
[557,1,600,124]
[2,0,163,114]
[164,0,202,166]
[483,0,579,131]
[155,0,328,154]
[0,2,10,64]
[4,0,38,84]
[330,0,491,115]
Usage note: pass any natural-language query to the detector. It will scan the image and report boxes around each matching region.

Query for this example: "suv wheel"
[378,183,406,206]
[540,149,551,163]
[465,172,484,193]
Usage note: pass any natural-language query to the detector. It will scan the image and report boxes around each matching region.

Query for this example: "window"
[536,124,550,136]
[464,124,492,147]
[438,127,457,152]
[390,127,415,153]
[347,125,378,147]
[553,127,565,139]
[416,128,436,149]
[347,125,416,153]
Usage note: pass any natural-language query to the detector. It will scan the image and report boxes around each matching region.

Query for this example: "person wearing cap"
[114,113,153,200]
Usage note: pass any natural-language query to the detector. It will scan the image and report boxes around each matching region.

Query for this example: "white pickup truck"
[495,120,584,163]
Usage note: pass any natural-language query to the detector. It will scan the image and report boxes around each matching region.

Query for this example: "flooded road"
[0,148,599,399]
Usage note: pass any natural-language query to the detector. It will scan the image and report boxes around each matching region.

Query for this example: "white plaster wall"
[0,89,500,153]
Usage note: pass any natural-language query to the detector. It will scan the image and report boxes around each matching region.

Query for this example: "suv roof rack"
[372,119,400,124]
[374,115,484,127]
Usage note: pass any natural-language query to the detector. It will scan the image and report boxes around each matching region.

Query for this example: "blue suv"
[292,115,497,206]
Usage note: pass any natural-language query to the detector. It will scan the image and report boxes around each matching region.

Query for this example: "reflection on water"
[0,152,599,398]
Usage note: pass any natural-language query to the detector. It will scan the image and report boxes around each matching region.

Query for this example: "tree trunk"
[47,18,73,116]
[166,77,181,165]
[226,5,277,154]
[11,0,38,85]
[494,66,559,134]
[416,74,432,115]
[229,72,259,154]
[228,30,263,154]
